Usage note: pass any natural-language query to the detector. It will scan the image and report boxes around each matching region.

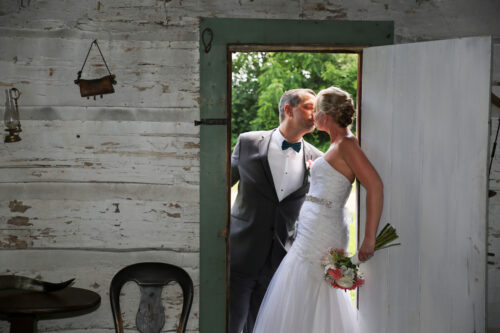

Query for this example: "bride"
[252,86,384,333]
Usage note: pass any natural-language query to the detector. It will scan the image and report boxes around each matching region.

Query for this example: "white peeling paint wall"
[0,0,499,332]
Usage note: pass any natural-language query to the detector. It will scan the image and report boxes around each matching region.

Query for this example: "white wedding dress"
[253,157,360,333]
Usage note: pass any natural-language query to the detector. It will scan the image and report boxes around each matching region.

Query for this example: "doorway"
[199,18,394,332]
[229,49,360,305]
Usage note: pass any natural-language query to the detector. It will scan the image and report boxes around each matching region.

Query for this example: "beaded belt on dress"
[304,194,333,208]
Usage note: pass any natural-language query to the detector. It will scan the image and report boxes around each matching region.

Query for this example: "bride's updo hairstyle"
[315,86,355,128]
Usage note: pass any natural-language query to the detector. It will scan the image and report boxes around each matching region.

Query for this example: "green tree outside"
[231,52,358,152]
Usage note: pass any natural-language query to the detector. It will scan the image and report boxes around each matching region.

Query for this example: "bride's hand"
[358,237,376,262]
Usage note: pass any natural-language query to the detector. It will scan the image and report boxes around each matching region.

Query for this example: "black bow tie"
[281,140,301,153]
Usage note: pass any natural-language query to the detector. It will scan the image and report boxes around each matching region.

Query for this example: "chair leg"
[9,316,37,333]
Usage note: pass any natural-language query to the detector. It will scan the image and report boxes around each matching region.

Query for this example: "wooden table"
[0,287,101,333]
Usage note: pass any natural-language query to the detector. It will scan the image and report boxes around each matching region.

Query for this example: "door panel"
[199,18,394,332]
[360,37,491,332]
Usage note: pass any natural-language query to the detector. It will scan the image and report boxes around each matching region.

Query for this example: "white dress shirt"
[268,129,305,202]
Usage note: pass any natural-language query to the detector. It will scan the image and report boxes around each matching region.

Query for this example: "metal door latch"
[194,118,227,126]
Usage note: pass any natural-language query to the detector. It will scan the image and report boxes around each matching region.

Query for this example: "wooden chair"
[110,262,194,333]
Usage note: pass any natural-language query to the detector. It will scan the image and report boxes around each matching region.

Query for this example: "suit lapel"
[302,142,313,186]
[258,129,277,199]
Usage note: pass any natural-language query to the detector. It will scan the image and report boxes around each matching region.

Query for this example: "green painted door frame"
[199,18,393,332]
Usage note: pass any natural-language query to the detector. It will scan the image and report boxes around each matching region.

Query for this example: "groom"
[229,89,322,333]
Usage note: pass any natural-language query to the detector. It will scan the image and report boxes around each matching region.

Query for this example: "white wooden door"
[359,37,491,333]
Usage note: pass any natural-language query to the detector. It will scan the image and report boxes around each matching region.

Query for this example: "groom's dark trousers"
[229,129,321,333]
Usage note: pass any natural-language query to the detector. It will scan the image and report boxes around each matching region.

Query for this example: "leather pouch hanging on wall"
[74,40,117,99]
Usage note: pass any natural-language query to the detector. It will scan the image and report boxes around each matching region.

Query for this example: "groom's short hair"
[279,89,316,122]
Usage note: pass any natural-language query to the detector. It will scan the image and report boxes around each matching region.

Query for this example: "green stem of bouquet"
[376,224,395,240]
[376,227,393,242]
[375,232,397,246]
[377,223,391,236]
[373,223,400,251]
[375,243,401,250]
[375,232,394,245]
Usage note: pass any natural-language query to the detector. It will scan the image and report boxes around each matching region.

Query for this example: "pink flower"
[306,159,313,169]
[305,159,313,178]
[328,267,343,280]
[353,276,365,288]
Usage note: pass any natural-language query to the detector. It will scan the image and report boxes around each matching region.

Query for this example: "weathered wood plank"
[488,191,500,330]
[0,198,199,250]
[9,106,199,122]
[360,37,490,333]
[492,43,500,81]
[490,117,500,188]
[0,0,199,40]
[0,59,199,95]
[0,38,199,65]
[0,183,198,202]
[0,25,199,43]
[0,84,199,108]
[0,82,199,110]
[6,330,200,333]
[359,42,394,333]
[0,181,200,250]
[0,250,199,332]
[2,0,499,44]
[0,120,199,184]
[490,45,500,332]
[0,183,200,200]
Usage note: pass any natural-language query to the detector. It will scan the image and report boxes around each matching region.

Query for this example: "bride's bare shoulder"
[337,135,360,152]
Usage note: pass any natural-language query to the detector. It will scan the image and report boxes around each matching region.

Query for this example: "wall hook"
[202,28,214,53]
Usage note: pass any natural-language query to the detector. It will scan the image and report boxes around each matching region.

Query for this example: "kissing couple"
[229,87,384,333]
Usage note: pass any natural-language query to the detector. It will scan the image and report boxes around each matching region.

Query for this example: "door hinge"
[194,118,227,126]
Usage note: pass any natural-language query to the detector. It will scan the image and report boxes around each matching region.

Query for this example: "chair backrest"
[110,262,194,333]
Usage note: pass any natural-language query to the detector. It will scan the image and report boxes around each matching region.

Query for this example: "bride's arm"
[339,138,383,262]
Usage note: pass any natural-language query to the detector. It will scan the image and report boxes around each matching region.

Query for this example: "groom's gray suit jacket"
[230,129,322,275]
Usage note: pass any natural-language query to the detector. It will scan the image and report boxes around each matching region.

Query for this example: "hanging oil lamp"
[4,88,22,143]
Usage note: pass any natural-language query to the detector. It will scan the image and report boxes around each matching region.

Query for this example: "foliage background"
[231,52,359,152]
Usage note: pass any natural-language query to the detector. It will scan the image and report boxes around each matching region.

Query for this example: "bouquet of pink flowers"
[322,223,400,290]
[322,248,365,290]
